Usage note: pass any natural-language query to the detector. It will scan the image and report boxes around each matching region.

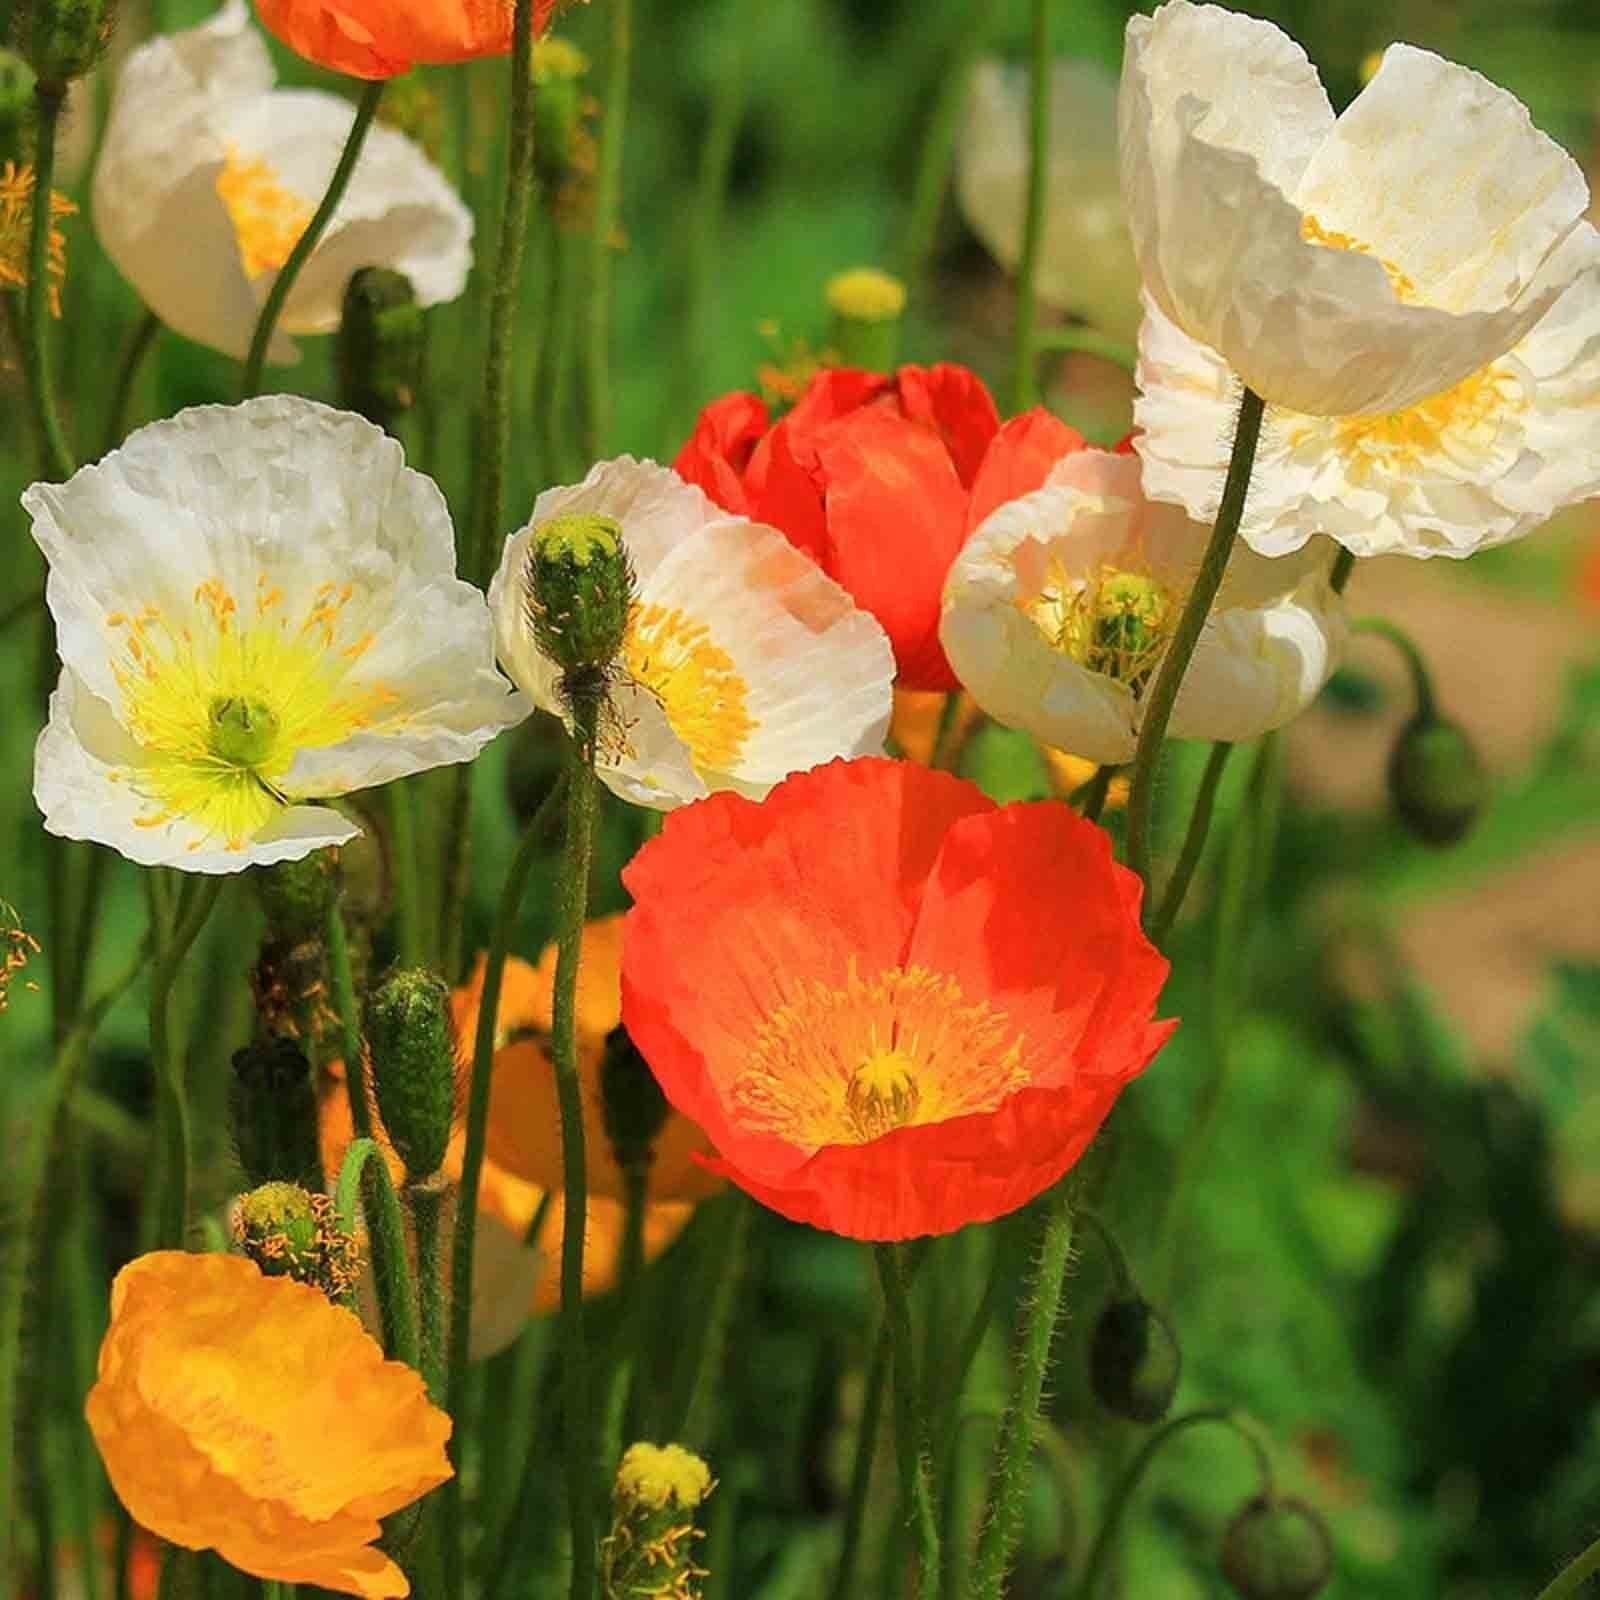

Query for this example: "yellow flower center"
[1321,363,1526,478]
[0,161,76,316]
[1300,212,1417,301]
[622,602,756,774]
[216,146,313,280]
[110,576,398,850]
[732,963,1029,1153]
[1025,562,1175,695]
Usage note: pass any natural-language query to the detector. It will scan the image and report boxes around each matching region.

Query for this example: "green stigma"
[208,696,280,767]
[536,512,624,567]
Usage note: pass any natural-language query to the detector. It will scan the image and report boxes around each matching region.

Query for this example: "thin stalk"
[469,0,539,586]
[410,1180,447,1401]
[1353,615,1436,719]
[324,898,373,1143]
[599,1165,650,1483]
[1330,547,1355,594]
[828,1324,889,1600]
[22,84,73,481]
[1010,0,1052,413]
[583,0,633,458]
[1125,388,1264,888]
[100,309,161,457]
[874,1245,940,1600]
[240,82,384,398]
[332,1139,421,1372]
[386,781,426,969]
[676,1196,754,1450]
[1535,1534,1600,1600]
[971,1191,1075,1600]
[1035,325,1137,375]
[1148,742,1234,943]
[1077,765,1116,825]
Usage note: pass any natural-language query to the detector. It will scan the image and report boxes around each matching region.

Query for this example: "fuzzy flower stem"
[971,1190,1075,1600]
[1352,615,1437,720]
[583,0,633,458]
[828,1320,889,1600]
[1535,1534,1600,1600]
[1009,0,1051,414]
[1149,741,1235,944]
[325,897,374,1143]
[100,310,161,458]
[22,83,73,481]
[410,1181,447,1401]
[333,1138,421,1372]
[874,1244,941,1600]
[240,81,384,400]
[1125,387,1264,889]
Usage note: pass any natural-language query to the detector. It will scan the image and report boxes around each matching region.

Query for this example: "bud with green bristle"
[337,267,425,434]
[601,1024,670,1183]
[1089,1295,1182,1423]
[0,53,37,165]
[1387,713,1487,848]
[230,1037,322,1189]
[601,1442,714,1599]
[524,511,634,695]
[230,1182,362,1300]
[366,968,456,1182]
[826,267,907,373]
[23,0,115,87]
[1220,1495,1333,1600]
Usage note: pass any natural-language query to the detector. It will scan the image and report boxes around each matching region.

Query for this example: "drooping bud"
[533,37,591,189]
[601,1442,714,1600]
[600,1025,670,1183]
[1219,1495,1333,1600]
[337,267,425,434]
[366,968,457,1182]
[825,267,907,373]
[525,511,634,692]
[24,0,115,87]
[1089,1295,1182,1423]
[0,54,37,166]
[1386,713,1487,848]
[254,851,339,946]
[230,1182,362,1301]
[230,1037,323,1188]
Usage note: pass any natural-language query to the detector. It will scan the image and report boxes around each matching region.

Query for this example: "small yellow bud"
[603,1443,714,1599]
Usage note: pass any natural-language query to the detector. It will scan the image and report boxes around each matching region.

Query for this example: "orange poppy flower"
[86,1252,451,1599]
[254,0,559,80]
[621,757,1175,1240]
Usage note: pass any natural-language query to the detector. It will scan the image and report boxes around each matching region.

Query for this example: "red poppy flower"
[620,757,1174,1240]
[253,0,557,79]
[675,369,1086,692]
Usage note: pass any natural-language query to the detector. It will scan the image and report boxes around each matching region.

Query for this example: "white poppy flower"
[489,458,895,810]
[956,59,1140,344]
[1134,241,1600,559]
[940,448,1344,765]
[92,0,471,363]
[28,397,525,873]
[1120,3,1591,416]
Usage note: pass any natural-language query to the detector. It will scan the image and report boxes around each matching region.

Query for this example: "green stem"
[1148,742,1234,943]
[928,692,964,773]
[100,309,161,458]
[971,1191,1075,1600]
[1074,1209,1134,1296]
[22,83,73,481]
[470,0,538,587]
[1330,547,1355,595]
[828,1323,889,1600]
[1534,1534,1600,1600]
[325,897,373,1143]
[386,780,426,969]
[240,82,384,399]
[1352,615,1437,720]
[583,0,633,459]
[1009,0,1051,413]
[1034,325,1137,375]
[676,1195,754,1450]
[443,776,565,1594]
[874,1244,940,1600]
[1075,1409,1272,1599]
[333,1139,421,1371]
[1125,388,1264,888]
[438,763,474,983]
[411,1181,447,1401]
[1077,764,1116,825]
[600,1165,650,1479]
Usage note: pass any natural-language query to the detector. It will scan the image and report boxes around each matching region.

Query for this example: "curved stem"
[334,1138,421,1371]
[1125,388,1264,888]
[874,1244,940,1600]
[1352,615,1436,721]
[583,0,633,459]
[1035,325,1137,375]
[1148,742,1234,943]
[828,1322,889,1600]
[22,84,73,480]
[1010,0,1051,414]
[240,81,384,399]
[971,1190,1074,1600]
[1074,1209,1134,1297]
[100,309,161,458]
[1075,1408,1272,1598]
[1534,1534,1600,1600]
[1330,547,1355,595]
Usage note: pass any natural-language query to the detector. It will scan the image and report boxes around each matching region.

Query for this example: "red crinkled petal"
[671,391,770,517]
[966,408,1088,532]
[892,364,1002,490]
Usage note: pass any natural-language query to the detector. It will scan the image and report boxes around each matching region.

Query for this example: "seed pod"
[1220,1495,1333,1600]
[1089,1295,1182,1423]
[366,968,456,1182]
[230,1036,322,1189]
[1387,713,1487,847]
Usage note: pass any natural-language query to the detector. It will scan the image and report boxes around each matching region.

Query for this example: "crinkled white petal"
[1120,1,1589,415]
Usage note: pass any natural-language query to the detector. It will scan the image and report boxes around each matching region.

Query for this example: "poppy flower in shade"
[254,0,558,79]
[489,457,894,810]
[621,758,1175,1241]
[94,1,472,363]
[86,1252,451,1599]
[674,373,1090,690]
[1121,3,1592,417]
[941,447,1344,765]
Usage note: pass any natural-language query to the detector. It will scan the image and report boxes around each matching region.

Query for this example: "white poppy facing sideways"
[29,398,526,873]
[93,0,471,363]
[1120,2,1592,417]
[1135,240,1600,560]
[941,449,1344,766]
[490,458,895,810]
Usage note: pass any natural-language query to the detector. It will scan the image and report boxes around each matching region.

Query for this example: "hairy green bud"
[337,267,425,433]
[1089,1295,1182,1423]
[366,967,456,1181]
[1220,1495,1333,1600]
[1387,713,1487,848]
[24,0,114,86]
[525,511,634,686]
[230,1182,362,1300]
[602,1442,713,1599]
[230,1036,322,1189]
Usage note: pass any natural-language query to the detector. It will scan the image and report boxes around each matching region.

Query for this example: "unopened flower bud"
[24,0,115,87]
[230,1182,362,1300]
[525,511,634,690]
[826,267,907,373]
[230,1037,322,1188]
[1220,1495,1333,1600]
[254,850,339,945]
[1387,713,1487,848]
[1089,1295,1181,1423]
[0,53,37,166]
[602,1442,713,1600]
[601,1025,669,1183]
[337,267,425,434]
[366,968,456,1182]
[534,37,590,185]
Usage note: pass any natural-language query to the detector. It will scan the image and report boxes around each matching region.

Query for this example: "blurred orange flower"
[85,1252,451,1598]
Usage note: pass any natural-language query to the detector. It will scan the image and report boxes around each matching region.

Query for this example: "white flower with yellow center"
[1120,2,1592,417]
[940,449,1344,765]
[489,458,895,810]
[92,0,470,364]
[1134,236,1600,559]
[29,397,526,873]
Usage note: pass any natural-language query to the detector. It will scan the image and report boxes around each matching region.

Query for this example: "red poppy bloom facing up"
[620,758,1174,1240]
[674,368,1085,692]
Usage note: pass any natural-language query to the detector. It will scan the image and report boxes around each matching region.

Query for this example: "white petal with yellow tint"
[1120,2,1589,416]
